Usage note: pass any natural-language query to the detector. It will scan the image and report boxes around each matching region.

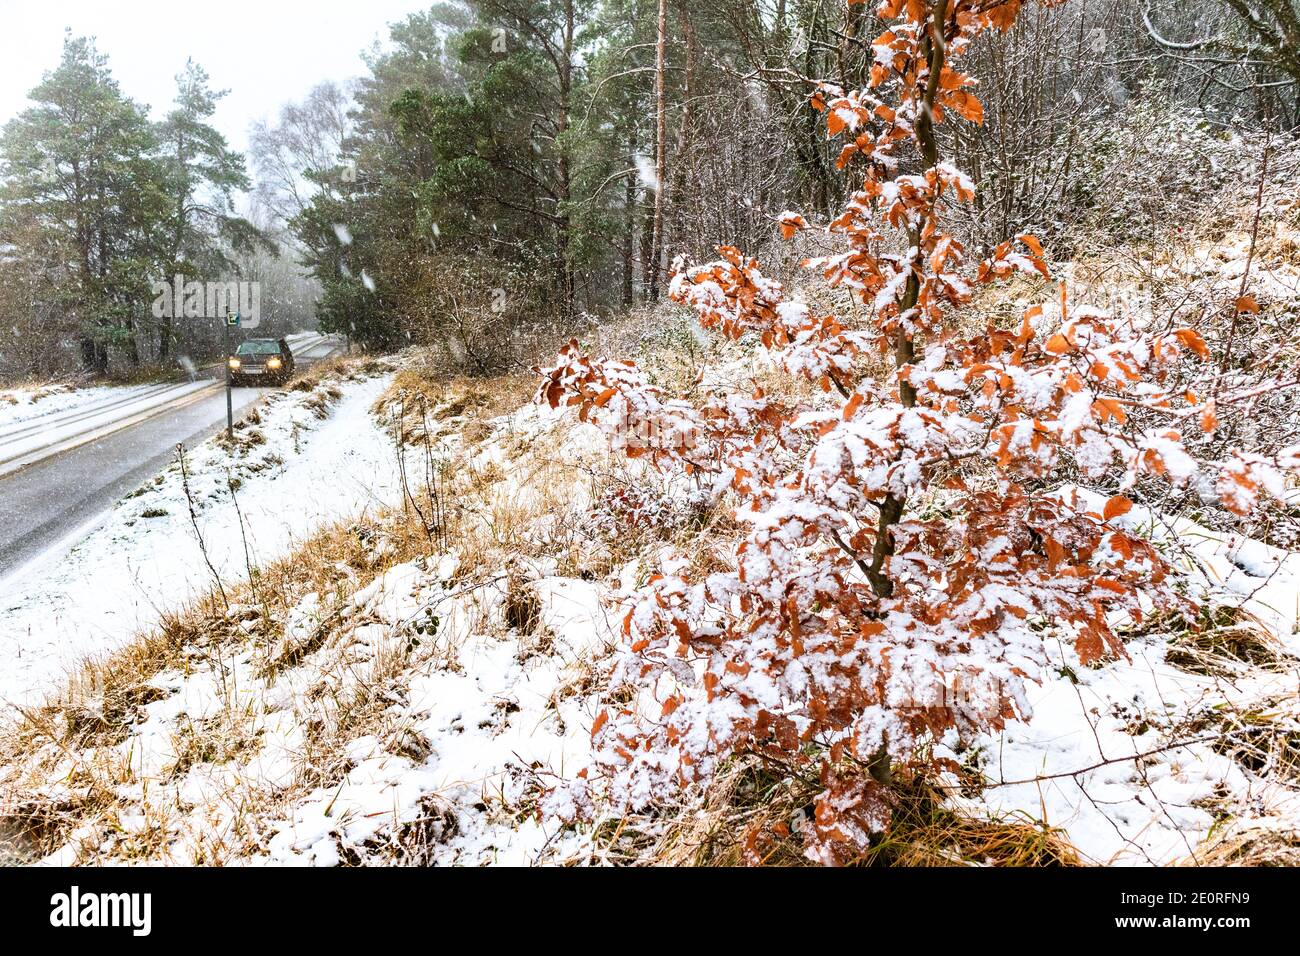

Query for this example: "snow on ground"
[951,487,1300,864]
[17,398,621,866]
[5,360,1299,867]
[31,553,614,866]
[0,382,161,432]
[250,558,614,867]
[0,365,403,708]
[960,638,1251,864]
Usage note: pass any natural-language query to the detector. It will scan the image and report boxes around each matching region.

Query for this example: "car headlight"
[267,357,282,369]
[228,357,241,369]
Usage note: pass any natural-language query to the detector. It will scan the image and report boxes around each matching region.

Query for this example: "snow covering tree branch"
[535,0,1300,865]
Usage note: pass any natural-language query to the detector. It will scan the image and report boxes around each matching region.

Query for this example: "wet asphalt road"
[0,385,269,579]
[0,337,343,582]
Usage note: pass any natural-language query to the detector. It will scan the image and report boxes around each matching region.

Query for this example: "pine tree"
[156,59,268,359]
[0,33,168,372]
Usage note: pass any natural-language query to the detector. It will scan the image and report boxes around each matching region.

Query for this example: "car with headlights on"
[228,338,295,385]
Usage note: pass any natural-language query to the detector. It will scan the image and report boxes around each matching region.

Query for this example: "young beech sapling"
[537,0,1300,863]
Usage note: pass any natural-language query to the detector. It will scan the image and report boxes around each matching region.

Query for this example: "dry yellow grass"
[0,360,604,865]
[14,337,1288,868]
[637,760,1080,867]
[1180,824,1300,866]
[0,502,443,862]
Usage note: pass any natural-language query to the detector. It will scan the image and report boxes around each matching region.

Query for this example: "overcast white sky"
[0,0,425,156]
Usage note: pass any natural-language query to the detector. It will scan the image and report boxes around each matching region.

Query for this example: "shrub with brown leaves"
[537,0,1300,864]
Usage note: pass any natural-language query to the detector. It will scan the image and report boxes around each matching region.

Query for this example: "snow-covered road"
[0,332,338,480]
[0,380,223,478]
[0,364,402,707]
[0,333,344,580]
[0,382,270,577]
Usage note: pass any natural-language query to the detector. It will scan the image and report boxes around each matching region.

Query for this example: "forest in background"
[1,0,1298,380]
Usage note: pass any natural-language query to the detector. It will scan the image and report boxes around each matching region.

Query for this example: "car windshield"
[236,341,281,355]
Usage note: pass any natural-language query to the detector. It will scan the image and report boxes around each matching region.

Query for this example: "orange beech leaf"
[1199,403,1218,434]
[946,89,985,124]
[1143,448,1168,477]
[1173,328,1210,358]
[1103,496,1134,522]
[1235,294,1259,313]
[778,212,807,239]
[986,1,1023,31]
[939,66,967,91]
[1075,630,1106,665]
[1093,398,1127,424]
[1045,333,1071,355]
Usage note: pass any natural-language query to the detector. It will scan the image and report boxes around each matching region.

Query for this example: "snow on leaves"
[535,0,1298,865]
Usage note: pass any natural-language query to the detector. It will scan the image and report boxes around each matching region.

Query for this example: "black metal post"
[224,316,234,441]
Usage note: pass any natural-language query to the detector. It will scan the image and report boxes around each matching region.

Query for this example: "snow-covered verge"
[0,357,402,707]
[0,382,161,432]
[0,376,625,865]
[2,340,1298,867]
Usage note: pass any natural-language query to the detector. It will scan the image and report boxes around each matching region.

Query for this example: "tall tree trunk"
[556,0,576,318]
[623,127,637,309]
[95,223,117,374]
[126,315,141,367]
[667,5,697,263]
[839,0,868,89]
[163,129,186,363]
[804,5,830,214]
[647,0,668,301]
[639,185,655,298]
